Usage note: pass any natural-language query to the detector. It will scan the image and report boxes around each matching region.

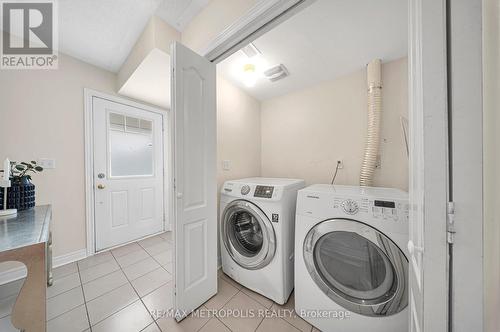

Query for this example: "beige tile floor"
[0,232,315,332]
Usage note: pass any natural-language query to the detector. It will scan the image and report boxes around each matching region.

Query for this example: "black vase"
[0,176,36,211]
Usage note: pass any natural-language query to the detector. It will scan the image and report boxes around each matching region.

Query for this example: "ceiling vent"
[264,64,289,82]
[241,43,261,58]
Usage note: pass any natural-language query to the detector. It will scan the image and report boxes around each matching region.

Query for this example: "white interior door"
[171,42,217,319]
[408,0,449,331]
[93,97,164,251]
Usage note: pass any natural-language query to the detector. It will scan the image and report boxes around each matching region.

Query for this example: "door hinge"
[447,201,456,244]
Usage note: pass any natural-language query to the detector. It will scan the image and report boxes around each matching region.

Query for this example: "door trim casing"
[202,0,318,63]
[84,89,170,256]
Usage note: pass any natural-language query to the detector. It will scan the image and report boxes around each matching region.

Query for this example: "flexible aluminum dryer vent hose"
[360,59,382,186]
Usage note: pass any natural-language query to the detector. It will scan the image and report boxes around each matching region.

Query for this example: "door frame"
[84,89,171,256]
[447,0,483,330]
[202,0,318,64]
[408,1,449,330]
[199,0,484,329]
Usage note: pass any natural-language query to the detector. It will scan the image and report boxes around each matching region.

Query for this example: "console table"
[0,205,52,332]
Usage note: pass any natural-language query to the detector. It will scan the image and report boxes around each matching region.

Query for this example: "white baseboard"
[0,248,87,285]
[53,249,87,268]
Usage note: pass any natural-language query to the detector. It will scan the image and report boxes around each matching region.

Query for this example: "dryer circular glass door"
[221,200,276,270]
[303,218,408,317]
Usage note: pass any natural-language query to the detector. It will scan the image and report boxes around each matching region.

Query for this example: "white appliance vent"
[264,64,289,82]
[241,43,261,58]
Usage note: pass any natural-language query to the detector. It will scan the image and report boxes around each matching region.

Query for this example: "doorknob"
[97,184,105,190]
[176,192,183,199]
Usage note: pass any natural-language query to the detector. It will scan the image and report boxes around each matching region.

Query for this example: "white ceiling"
[155,0,210,31]
[58,0,208,72]
[218,0,408,101]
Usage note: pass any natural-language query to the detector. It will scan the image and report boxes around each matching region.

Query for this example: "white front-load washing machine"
[220,177,305,304]
[295,184,409,332]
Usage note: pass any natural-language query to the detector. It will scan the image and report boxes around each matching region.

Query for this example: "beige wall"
[182,0,259,53]
[483,0,500,330]
[261,58,408,190]
[217,75,261,188]
[215,75,261,264]
[0,53,117,257]
[0,20,261,270]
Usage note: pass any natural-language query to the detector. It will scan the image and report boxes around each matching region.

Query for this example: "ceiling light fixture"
[242,63,257,87]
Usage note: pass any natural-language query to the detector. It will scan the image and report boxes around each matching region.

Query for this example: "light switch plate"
[37,158,56,169]
[222,160,231,171]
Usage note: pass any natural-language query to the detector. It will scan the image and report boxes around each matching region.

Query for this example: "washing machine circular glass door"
[303,218,408,316]
[221,200,276,270]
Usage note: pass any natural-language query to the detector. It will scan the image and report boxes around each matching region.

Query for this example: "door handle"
[97,184,105,190]
[176,193,183,199]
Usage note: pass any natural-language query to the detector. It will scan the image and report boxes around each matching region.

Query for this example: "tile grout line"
[110,242,165,332]
[136,237,174,279]
[81,274,129,303]
[46,271,81,300]
[138,240,173,268]
[77,254,116,272]
[45,287,87,324]
[83,250,144,329]
[61,234,170,331]
[210,287,242,331]
[76,258,94,332]
[214,316,234,332]
[79,245,157,288]
[139,233,214,332]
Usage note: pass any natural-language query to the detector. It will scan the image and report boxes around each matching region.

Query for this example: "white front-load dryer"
[220,177,305,304]
[295,184,409,332]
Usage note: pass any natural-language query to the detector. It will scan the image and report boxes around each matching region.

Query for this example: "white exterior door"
[171,42,217,319]
[408,0,449,331]
[93,97,164,251]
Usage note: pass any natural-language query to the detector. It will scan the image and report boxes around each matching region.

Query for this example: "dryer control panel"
[332,197,409,222]
[370,199,409,222]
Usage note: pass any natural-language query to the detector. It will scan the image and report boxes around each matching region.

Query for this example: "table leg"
[47,231,53,286]
[0,243,47,332]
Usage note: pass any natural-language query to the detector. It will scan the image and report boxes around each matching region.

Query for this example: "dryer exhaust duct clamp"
[360,59,382,186]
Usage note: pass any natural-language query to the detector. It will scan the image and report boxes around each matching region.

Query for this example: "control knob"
[342,199,359,215]
[241,185,251,195]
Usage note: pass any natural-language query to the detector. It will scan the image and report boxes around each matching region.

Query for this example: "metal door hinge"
[447,201,456,244]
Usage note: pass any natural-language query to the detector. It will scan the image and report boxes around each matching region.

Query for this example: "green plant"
[0,161,43,181]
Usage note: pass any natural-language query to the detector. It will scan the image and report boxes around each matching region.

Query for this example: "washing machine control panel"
[254,185,274,198]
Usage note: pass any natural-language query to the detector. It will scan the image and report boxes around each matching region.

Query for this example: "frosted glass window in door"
[109,113,154,177]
